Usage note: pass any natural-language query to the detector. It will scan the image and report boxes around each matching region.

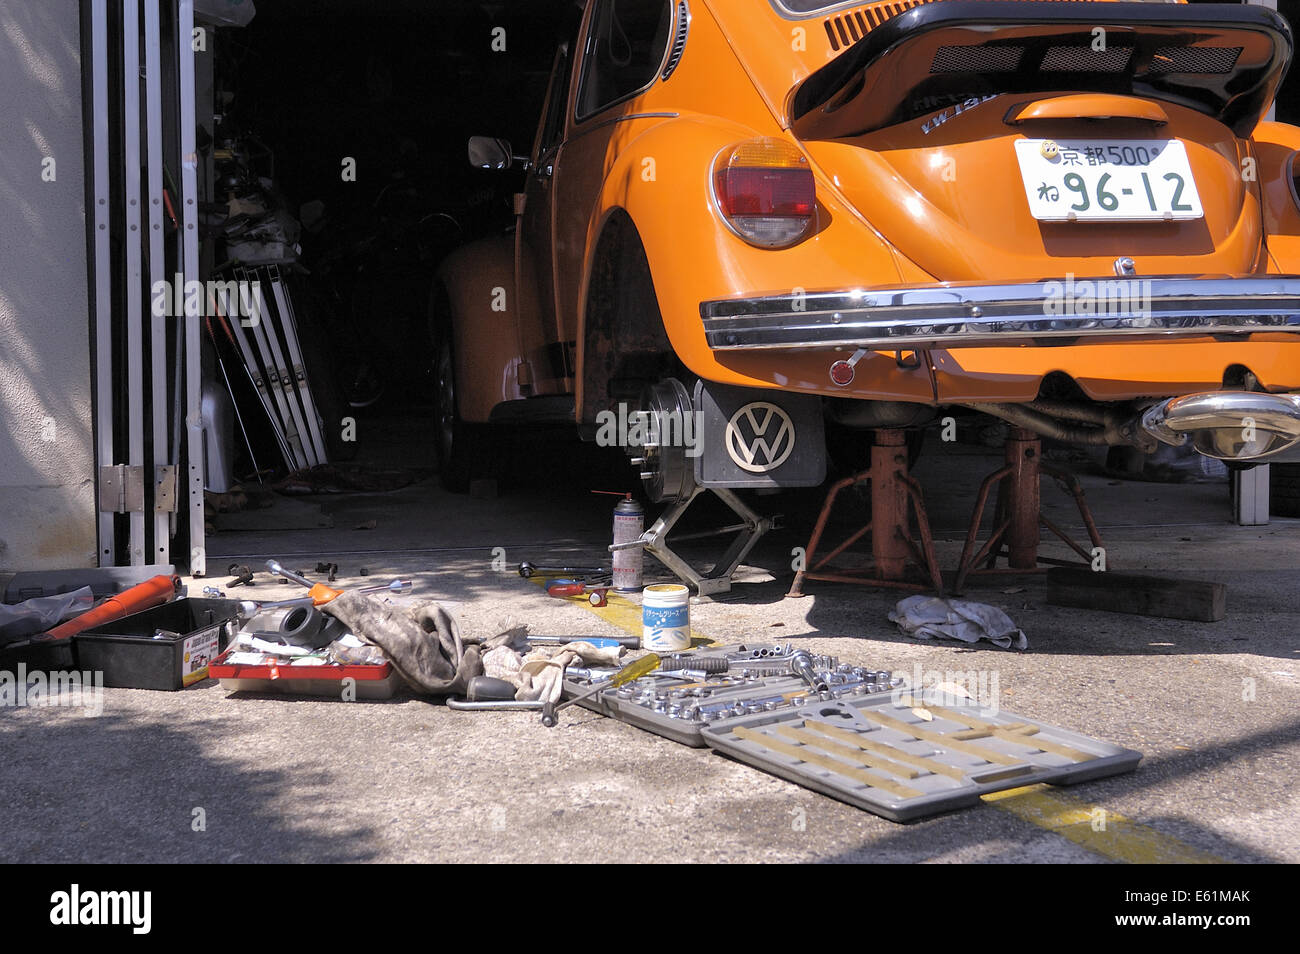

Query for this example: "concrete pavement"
[2,425,1296,863]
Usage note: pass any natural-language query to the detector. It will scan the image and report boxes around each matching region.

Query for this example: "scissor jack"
[787,430,943,597]
[612,486,777,598]
[953,427,1105,592]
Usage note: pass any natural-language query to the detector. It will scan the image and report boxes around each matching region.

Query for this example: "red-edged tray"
[211,644,399,698]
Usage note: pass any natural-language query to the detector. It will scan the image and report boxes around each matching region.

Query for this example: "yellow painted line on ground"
[981,786,1226,864]
[529,577,1222,862]
[527,579,717,646]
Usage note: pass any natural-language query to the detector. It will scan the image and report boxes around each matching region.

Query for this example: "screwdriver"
[266,560,411,605]
[541,653,662,727]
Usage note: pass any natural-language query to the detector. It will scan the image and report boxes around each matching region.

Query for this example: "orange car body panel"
[441,0,1300,424]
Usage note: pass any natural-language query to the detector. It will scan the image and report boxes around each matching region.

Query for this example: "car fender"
[433,235,528,423]
[575,114,925,407]
[1252,120,1300,269]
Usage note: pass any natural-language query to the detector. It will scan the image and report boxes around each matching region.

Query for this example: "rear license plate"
[1014,139,1203,222]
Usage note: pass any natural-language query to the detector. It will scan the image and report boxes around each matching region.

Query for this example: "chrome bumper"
[700,278,1300,351]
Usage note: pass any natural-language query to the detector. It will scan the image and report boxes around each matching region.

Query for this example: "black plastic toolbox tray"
[75,597,240,690]
[700,690,1143,823]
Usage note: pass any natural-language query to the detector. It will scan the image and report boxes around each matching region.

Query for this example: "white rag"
[482,641,624,702]
[889,595,1028,651]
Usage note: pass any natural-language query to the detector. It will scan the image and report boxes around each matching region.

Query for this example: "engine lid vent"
[662,1,690,79]
[823,0,1095,52]
[824,1,922,52]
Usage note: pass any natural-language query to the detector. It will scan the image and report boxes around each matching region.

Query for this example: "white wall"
[0,0,97,571]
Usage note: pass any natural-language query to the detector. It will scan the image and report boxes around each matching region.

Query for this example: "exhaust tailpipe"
[1141,391,1300,462]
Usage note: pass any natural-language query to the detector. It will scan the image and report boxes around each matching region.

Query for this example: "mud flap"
[693,381,825,488]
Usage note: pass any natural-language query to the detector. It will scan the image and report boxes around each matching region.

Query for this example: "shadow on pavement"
[0,706,379,863]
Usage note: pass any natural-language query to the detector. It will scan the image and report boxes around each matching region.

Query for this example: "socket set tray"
[563,643,891,748]
[560,644,1142,822]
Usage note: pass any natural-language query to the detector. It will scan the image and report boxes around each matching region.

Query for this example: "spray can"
[609,493,644,592]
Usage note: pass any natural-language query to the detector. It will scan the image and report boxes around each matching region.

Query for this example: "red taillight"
[714,168,816,217]
[713,138,816,248]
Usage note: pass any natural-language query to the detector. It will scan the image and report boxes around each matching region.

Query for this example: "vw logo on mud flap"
[725,403,795,473]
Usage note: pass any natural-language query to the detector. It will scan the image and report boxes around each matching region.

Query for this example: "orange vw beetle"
[433,0,1300,498]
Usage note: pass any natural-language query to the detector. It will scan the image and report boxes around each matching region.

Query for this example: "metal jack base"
[787,430,943,598]
[954,427,1104,593]
[621,487,776,598]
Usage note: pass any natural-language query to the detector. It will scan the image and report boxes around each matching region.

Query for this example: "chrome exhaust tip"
[1141,391,1300,462]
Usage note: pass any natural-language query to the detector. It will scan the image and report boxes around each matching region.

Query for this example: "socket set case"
[561,644,1141,822]
[562,643,891,748]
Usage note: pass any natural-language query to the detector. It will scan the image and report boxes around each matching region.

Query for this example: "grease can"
[642,584,691,651]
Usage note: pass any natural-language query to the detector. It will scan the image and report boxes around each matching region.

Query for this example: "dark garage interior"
[205,1,585,486]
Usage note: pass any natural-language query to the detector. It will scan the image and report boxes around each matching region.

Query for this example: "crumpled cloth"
[889,595,1028,651]
[482,640,624,703]
[323,592,483,695]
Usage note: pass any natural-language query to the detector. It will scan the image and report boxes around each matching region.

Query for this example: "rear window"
[770,1,878,15]
[770,0,1175,17]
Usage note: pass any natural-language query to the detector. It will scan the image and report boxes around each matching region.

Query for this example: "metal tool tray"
[560,644,1141,822]
[701,690,1142,822]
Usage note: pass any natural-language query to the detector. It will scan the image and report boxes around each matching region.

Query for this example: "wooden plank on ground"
[1046,567,1226,622]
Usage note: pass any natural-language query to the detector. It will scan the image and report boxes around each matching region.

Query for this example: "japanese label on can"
[643,604,689,629]
[642,603,690,651]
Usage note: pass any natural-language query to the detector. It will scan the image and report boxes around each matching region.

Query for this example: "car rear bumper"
[700,277,1300,351]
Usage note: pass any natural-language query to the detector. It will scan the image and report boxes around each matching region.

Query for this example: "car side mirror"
[468,136,514,170]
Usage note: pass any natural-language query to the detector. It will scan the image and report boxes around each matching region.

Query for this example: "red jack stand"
[954,427,1104,593]
[787,430,943,597]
